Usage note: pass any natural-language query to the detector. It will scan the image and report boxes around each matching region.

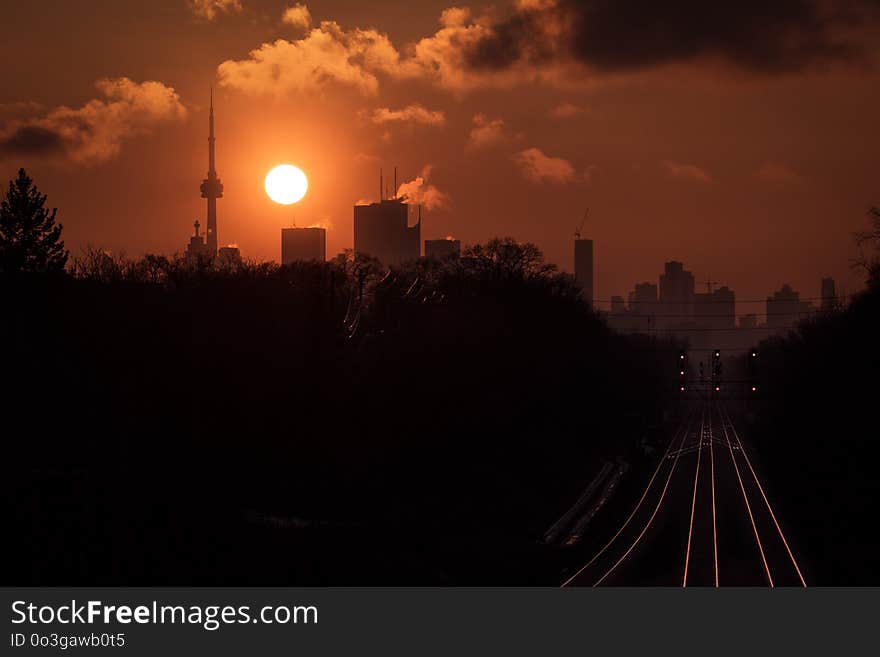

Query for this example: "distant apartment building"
[626,282,658,332]
[694,286,735,330]
[766,284,812,329]
[282,227,326,264]
[739,313,758,329]
[629,282,658,316]
[425,238,461,260]
[574,238,594,307]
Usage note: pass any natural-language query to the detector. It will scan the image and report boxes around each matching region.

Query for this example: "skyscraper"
[821,277,837,313]
[659,261,695,328]
[353,175,420,267]
[199,89,223,256]
[574,238,594,306]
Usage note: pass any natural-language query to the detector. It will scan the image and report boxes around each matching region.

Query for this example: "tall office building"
[574,238,594,306]
[282,227,326,264]
[659,261,695,327]
[199,90,223,256]
[821,277,837,313]
[353,175,420,266]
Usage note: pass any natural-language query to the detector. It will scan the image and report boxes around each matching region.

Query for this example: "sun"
[265,164,308,205]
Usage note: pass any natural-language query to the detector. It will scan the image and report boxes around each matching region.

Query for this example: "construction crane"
[703,279,719,294]
[574,208,589,240]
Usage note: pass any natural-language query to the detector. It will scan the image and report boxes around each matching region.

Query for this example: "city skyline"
[1,1,877,306]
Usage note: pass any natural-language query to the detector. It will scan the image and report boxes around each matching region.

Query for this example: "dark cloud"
[463,0,876,73]
[0,125,64,157]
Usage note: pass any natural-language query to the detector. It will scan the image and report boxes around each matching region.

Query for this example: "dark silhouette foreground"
[3,239,679,584]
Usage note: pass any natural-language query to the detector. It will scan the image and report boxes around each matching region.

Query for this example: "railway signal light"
[748,349,758,394]
[712,349,722,378]
[677,350,687,391]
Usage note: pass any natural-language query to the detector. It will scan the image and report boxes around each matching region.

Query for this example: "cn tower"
[199,88,223,256]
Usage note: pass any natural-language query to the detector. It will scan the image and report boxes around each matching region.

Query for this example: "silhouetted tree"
[0,168,68,274]
[462,237,556,280]
[853,206,880,286]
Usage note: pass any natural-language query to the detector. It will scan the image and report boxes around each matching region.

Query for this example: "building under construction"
[353,168,420,267]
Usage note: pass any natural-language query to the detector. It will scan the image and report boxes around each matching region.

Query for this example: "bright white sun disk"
[265,164,308,205]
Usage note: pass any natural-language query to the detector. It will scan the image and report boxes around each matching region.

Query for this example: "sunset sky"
[2,0,879,308]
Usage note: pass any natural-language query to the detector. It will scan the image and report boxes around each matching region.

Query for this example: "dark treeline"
[736,223,880,584]
[3,238,680,584]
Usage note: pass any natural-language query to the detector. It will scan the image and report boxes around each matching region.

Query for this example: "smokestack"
[379,168,383,201]
[394,166,397,199]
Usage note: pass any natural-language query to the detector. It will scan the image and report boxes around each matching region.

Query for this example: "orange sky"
[1,0,879,312]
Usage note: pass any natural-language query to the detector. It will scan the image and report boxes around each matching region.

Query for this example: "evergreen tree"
[0,168,68,274]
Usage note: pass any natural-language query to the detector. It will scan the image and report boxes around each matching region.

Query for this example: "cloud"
[368,104,446,126]
[282,3,311,31]
[549,101,584,118]
[396,165,451,210]
[467,113,507,149]
[755,161,803,184]
[217,21,404,96]
[512,147,576,183]
[0,78,188,165]
[461,0,876,75]
[188,0,242,21]
[663,160,713,183]
[218,1,880,98]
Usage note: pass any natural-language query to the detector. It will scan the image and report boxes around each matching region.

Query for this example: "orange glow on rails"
[720,406,774,586]
[591,413,696,587]
[710,404,719,587]
[722,406,807,587]
[560,409,695,587]
[682,411,705,587]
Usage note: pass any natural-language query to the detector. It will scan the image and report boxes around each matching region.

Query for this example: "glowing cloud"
[369,104,446,126]
[0,78,187,165]
[467,113,507,149]
[549,102,585,118]
[663,160,713,184]
[512,147,576,183]
[187,0,242,21]
[217,21,404,96]
[282,3,312,31]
